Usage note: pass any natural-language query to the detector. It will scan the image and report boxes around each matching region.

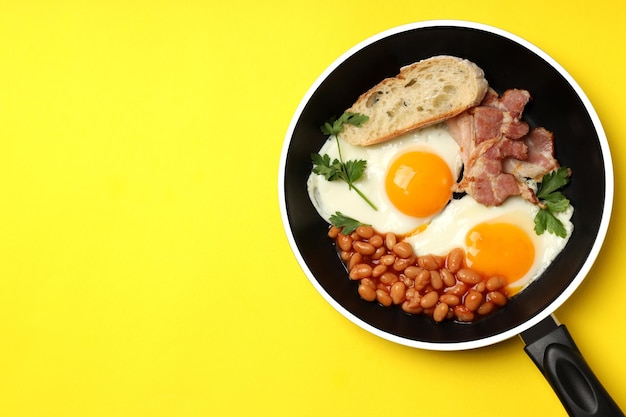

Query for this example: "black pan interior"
[282,25,607,344]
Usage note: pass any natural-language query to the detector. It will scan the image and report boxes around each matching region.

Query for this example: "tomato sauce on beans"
[327,225,509,323]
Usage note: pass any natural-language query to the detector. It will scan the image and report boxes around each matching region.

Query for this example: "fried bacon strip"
[446,88,559,206]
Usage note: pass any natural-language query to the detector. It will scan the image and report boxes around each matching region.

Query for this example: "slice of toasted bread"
[341,55,489,146]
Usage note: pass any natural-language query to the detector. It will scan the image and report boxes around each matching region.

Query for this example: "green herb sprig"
[534,167,571,237]
[320,112,369,137]
[311,112,377,211]
[329,212,369,235]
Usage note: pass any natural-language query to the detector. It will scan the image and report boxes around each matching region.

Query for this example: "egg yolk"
[385,151,453,218]
[465,222,535,288]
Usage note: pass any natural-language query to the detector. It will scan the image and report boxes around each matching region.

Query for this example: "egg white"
[405,195,574,291]
[307,125,462,235]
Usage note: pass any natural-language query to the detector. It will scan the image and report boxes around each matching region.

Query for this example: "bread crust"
[341,55,489,146]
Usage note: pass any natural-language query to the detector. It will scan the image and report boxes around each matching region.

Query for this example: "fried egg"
[405,195,574,295]
[307,125,462,235]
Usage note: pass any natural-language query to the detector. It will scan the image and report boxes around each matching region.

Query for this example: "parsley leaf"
[534,167,571,237]
[537,167,570,199]
[544,196,570,213]
[320,112,369,136]
[311,153,342,181]
[329,212,369,235]
[312,112,377,210]
[342,159,367,187]
[311,153,377,209]
[534,209,567,237]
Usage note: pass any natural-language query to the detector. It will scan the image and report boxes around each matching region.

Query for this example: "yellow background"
[1,1,624,416]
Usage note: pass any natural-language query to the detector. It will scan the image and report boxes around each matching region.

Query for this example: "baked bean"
[440,268,456,287]
[430,270,443,290]
[369,234,384,248]
[385,233,397,250]
[414,269,432,291]
[372,264,387,278]
[465,290,483,312]
[401,300,423,314]
[330,230,512,322]
[392,241,414,259]
[423,307,435,316]
[454,305,475,322]
[353,240,376,256]
[380,272,399,286]
[356,225,374,239]
[337,234,352,251]
[328,226,341,239]
[439,294,460,307]
[418,255,439,270]
[360,278,376,289]
[399,275,414,288]
[390,281,407,305]
[405,293,417,305]
[477,301,495,315]
[358,284,376,301]
[348,252,362,270]
[406,296,421,310]
[380,254,396,266]
[404,265,421,279]
[372,246,386,260]
[486,276,506,291]
[405,287,416,300]
[434,302,449,322]
[446,247,465,273]
[393,257,413,272]
[445,283,467,297]
[420,291,439,309]
[487,291,507,306]
[457,268,482,285]
[349,263,372,280]
[376,289,393,307]
[416,269,431,283]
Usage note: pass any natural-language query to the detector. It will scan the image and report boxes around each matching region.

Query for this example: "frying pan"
[278,21,622,416]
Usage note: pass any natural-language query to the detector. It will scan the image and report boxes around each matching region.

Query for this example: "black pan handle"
[521,315,624,417]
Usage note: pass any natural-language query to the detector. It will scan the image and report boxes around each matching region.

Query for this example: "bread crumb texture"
[341,56,488,146]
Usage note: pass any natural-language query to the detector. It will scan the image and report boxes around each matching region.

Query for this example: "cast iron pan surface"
[279,21,612,350]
